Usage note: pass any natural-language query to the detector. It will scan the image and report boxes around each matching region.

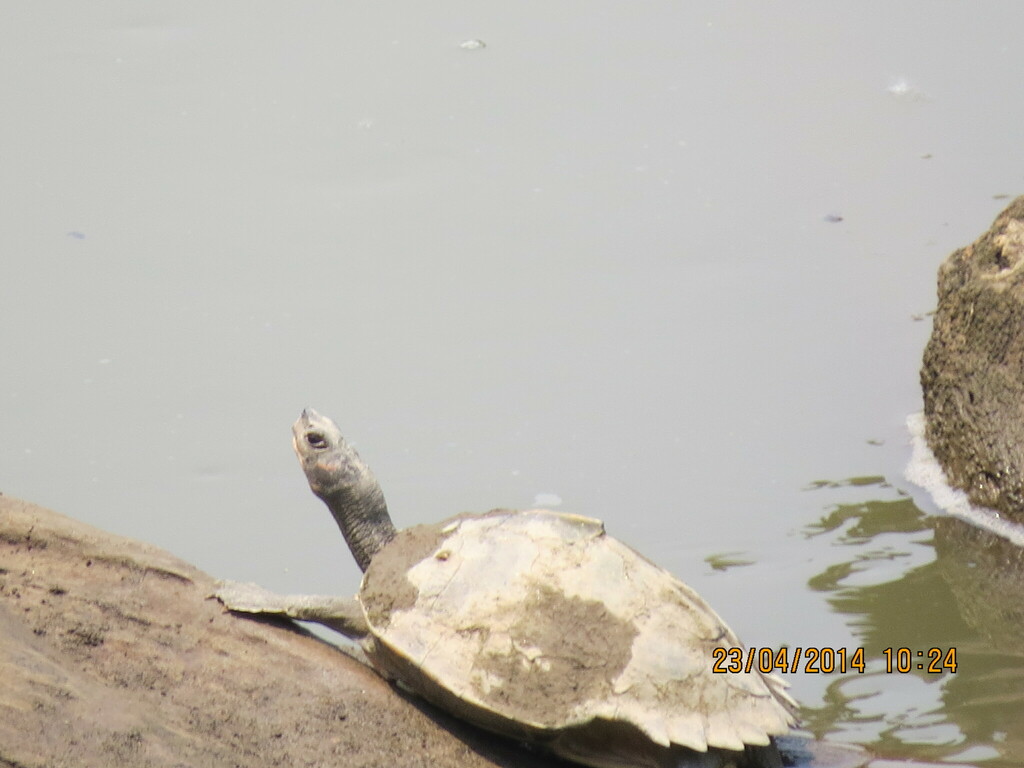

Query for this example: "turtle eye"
[306,431,328,450]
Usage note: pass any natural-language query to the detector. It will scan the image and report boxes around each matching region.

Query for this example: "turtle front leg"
[212,579,369,639]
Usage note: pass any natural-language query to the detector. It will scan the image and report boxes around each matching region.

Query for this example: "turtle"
[215,409,802,768]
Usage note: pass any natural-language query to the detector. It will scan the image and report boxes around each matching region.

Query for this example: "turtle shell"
[358,509,797,767]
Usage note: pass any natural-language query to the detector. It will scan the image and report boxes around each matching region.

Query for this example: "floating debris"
[459,39,486,50]
[886,77,928,100]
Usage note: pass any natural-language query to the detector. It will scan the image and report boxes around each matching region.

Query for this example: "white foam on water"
[905,412,1024,547]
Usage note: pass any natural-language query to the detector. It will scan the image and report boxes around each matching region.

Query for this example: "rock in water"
[922,196,1024,522]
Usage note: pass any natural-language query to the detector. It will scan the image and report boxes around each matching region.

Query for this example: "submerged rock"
[921,196,1024,522]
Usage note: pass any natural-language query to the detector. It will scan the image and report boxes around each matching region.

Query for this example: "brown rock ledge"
[0,494,550,768]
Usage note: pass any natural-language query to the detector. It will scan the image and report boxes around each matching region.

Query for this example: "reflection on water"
[932,517,1024,766]
[800,477,1024,767]
[704,551,756,571]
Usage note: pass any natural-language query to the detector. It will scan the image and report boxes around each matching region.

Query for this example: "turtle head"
[292,408,367,500]
[292,409,397,571]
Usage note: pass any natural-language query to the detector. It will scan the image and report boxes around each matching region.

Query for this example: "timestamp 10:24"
[882,647,958,674]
